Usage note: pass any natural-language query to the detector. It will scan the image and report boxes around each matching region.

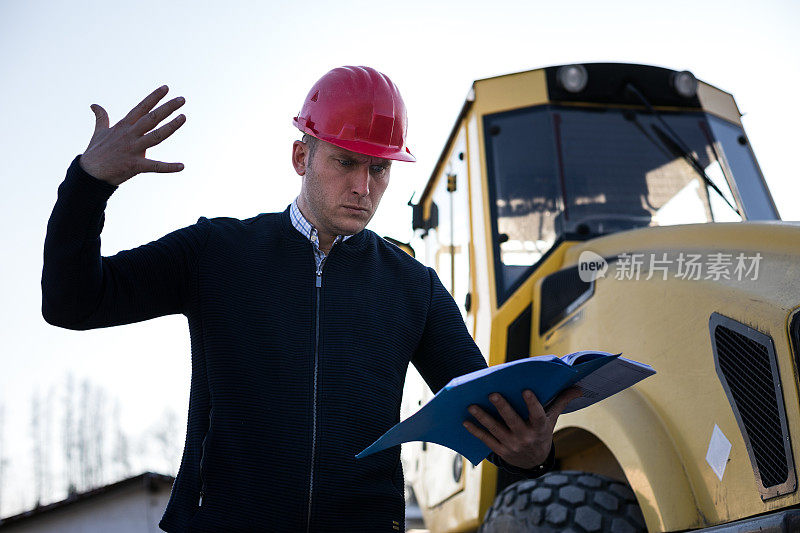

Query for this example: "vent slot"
[506,305,532,363]
[539,266,593,334]
[791,311,800,385]
[710,312,796,499]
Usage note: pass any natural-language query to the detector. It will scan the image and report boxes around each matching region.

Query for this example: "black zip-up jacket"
[41,157,553,532]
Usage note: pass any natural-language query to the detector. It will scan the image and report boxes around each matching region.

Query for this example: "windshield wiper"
[624,83,741,216]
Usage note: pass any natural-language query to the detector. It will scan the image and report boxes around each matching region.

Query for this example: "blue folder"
[356,350,655,465]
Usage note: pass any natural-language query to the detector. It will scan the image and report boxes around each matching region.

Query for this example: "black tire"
[479,471,647,533]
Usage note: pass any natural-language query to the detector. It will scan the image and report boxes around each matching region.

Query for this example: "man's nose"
[351,166,370,197]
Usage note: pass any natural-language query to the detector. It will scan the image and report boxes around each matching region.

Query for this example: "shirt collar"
[290,198,353,247]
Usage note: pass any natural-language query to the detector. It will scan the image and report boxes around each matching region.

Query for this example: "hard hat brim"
[296,126,416,163]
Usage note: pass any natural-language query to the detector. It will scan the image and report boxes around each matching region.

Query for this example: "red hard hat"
[293,66,415,162]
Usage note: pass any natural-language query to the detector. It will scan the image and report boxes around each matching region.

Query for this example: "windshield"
[484,104,776,302]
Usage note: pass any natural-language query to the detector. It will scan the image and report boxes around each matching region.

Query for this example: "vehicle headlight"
[672,70,698,98]
[557,65,588,93]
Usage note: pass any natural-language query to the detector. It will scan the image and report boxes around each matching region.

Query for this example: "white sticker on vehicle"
[706,424,732,481]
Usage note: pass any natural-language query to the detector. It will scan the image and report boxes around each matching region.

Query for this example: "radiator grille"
[711,312,796,499]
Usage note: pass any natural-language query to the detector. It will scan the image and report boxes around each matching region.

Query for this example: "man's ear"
[292,140,309,176]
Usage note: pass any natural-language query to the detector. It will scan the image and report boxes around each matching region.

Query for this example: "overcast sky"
[1,0,798,518]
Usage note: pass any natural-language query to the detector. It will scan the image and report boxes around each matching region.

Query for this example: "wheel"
[478,471,647,533]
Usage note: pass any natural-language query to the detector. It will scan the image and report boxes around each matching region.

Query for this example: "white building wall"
[0,481,172,533]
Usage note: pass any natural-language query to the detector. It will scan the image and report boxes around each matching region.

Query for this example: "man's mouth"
[342,205,369,214]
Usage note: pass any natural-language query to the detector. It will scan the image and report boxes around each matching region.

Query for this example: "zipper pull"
[198,491,204,507]
[316,267,322,288]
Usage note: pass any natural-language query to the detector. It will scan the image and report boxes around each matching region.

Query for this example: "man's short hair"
[302,133,319,162]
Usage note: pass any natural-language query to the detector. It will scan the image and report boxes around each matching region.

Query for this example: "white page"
[564,356,655,413]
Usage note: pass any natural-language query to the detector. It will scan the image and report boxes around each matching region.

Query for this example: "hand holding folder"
[356,350,656,465]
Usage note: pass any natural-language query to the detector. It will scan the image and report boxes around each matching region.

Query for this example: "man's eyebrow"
[328,148,391,166]
[330,150,364,161]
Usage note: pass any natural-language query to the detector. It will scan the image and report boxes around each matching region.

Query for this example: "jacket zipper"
[306,260,323,532]
[199,407,213,507]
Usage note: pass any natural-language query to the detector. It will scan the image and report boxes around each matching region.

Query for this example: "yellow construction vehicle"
[401,63,800,532]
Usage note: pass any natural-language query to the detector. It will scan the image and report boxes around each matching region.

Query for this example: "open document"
[356,351,655,465]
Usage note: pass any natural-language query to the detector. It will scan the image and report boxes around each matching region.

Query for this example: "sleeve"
[410,267,554,478]
[487,442,556,479]
[410,267,486,393]
[41,155,211,330]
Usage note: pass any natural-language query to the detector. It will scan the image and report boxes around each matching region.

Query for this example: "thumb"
[90,104,109,132]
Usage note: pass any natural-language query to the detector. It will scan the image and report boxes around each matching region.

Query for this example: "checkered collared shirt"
[290,198,353,272]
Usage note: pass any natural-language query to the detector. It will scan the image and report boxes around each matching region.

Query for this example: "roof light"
[557,65,588,93]
[672,70,697,98]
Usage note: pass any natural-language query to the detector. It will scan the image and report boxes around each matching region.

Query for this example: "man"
[42,66,579,532]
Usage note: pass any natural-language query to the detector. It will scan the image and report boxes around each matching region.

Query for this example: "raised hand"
[79,85,187,186]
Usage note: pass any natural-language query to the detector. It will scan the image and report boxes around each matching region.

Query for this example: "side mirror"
[411,201,439,234]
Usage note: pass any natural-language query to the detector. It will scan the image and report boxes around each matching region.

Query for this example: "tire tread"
[478,471,646,533]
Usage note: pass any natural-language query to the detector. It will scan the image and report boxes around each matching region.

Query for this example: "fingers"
[523,390,547,426]
[467,404,511,443]
[90,104,109,133]
[139,158,185,174]
[131,95,186,136]
[80,85,186,184]
[119,85,170,126]
[488,393,527,434]
[135,113,187,151]
[462,420,506,456]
